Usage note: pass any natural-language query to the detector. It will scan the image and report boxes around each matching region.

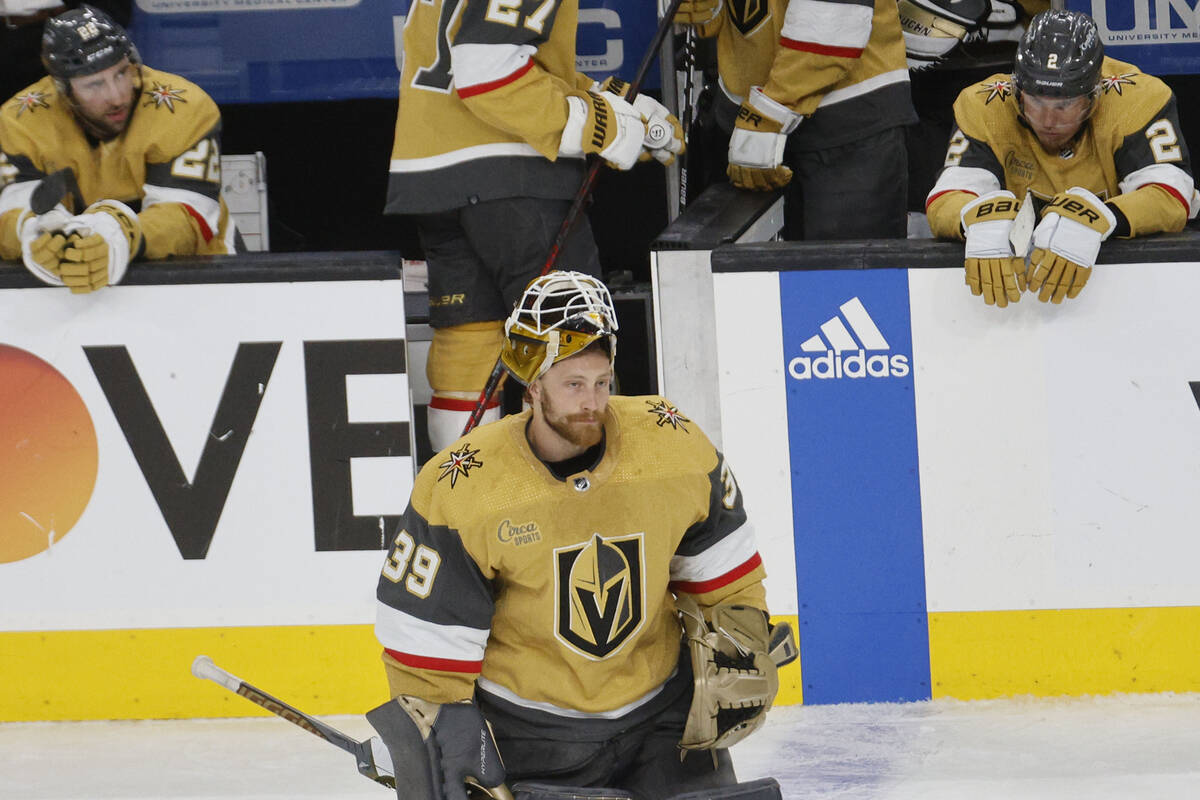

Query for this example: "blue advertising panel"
[128,0,659,103]
[1066,0,1200,75]
[779,269,931,704]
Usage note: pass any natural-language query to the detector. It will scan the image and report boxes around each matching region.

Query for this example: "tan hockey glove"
[960,190,1026,308]
[594,78,686,165]
[559,90,647,171]
[897,0,989,70]
[727,87,802,192]
[16,206,72,286]
[1027,186,1116,304]
[677,594,779,751]
[674,0,723,28]
[60,200,144,293]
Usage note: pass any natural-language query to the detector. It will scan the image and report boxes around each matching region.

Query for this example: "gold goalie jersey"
[0,66,237,261]
[703,0,916,150]
[926,57,1198,238]
[385,0,592,214]
[375,395,769,716]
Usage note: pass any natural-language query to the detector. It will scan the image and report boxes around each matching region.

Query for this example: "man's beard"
[540,393,604,449]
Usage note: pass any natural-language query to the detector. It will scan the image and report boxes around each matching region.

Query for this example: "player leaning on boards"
[386,0,684,452]
[0,5,239,293]
[368,271,794,800]
[926,9,1199,307]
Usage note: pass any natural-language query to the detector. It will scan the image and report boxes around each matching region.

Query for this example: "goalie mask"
[500,271,618,386]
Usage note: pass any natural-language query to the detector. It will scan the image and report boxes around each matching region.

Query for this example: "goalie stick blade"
[190,655,395,788]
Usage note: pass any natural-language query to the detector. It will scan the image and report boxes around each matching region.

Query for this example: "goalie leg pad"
[666,778,783,800]
[511,783,634,800]
[366,696,508,800]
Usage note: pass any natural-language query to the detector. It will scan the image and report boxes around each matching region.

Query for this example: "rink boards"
[713,261,1200,705]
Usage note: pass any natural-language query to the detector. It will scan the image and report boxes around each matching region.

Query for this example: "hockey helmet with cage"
[1013,10,1104,100]
[500,271,618,386]
[41,5,140,83]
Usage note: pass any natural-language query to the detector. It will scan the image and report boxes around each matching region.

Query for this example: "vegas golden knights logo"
[555,533,645,659]
[727,0,770,36]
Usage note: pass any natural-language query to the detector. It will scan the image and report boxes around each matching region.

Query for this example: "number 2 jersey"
[375,395,769,721]
[385,0,594,214]
[926,56,1199,238]
[0,66,238,261]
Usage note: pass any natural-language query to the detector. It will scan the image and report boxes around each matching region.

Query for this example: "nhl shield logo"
[554,533,645,659]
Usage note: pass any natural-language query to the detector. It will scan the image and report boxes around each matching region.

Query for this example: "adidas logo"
[788,297,911,380]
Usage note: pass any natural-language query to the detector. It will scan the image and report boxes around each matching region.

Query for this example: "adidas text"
[789,350,910,380]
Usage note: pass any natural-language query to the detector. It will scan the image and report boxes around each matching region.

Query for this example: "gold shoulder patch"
[142,82,189,112]
[976,78,1013,105]
[436,442,484,487]
[13,90,51,117]
[646,399,691,432]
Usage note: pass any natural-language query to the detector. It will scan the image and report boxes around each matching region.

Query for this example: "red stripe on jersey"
[457,59,534,99]
[183,204,214,242]
[384,647,482,674]
[430,395,500,411]
[925,188,976,212]
[670,552,763,595]
[1149,182,1190,213]
[780,37,864,59]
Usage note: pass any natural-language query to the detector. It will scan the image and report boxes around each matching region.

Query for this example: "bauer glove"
[16,205,72,286]
[960,190,1026,307]
[60,199,143,294]
[560,90,648,171]
[1027,186,1116,304]
[727,87,802,192]
[594,77,686,166]
[673,0,723,27]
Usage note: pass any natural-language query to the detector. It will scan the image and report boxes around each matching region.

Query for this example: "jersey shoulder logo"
[1100,72,1137,95]
[437,443,483,487]
[726,0,770,36]
[13,90,50,117]
[646,399,691,432]
[554,532,645,659]
[976,79,1012,105]
[143,82,188,112]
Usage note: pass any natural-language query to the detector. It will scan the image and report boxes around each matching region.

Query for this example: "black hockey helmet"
[1013,10,1104,99]
[41,5,139,82]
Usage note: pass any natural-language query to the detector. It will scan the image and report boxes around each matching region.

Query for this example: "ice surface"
[4,693,1199,799]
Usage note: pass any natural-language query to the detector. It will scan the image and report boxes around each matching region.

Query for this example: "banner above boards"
[128,0,661,104]
[1065,0,1200,75]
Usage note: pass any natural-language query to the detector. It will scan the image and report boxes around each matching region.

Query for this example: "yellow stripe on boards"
[929,607,1200,700]
[772,614,803,706]
[1,625,389,722]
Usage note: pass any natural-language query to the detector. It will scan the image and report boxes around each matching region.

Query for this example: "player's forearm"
[454,50,574,159]
[382,650,478,704]
[1108,184,1190,238]
[139,203,207,259]
[0,208,21,260]
[926,190,972,239]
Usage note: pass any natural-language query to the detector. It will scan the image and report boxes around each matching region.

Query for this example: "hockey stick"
[31,167,82,215]
[677,26,697,213]
[190,655,396,789]
[459,0,688,437]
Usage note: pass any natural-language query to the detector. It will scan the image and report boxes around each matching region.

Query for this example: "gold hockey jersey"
[0,66,237,261]
[375,395,769,717]
[926,57,1198,238]
[385,0,593,214]
[705,0,916,150]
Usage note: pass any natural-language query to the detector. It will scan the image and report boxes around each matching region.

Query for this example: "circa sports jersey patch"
[646,399,690,432]
[1101,73,1137,95]
[977,79,1012,104]
[437,443,483,487]
[555,533,645,659]
[143,82,187,112]
[14,91,50,117]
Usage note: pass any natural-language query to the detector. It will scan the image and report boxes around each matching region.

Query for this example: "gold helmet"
[500,271,618,385]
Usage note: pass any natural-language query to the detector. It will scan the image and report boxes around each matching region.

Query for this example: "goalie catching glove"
[960,190,1026,308]
[1027,186,1116,304]
[676,595,781,750]
[60,200,143,293]
[366,696,510,800]
[897,0,989,70]
[727,87,802,192]
[594,77,686,165]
